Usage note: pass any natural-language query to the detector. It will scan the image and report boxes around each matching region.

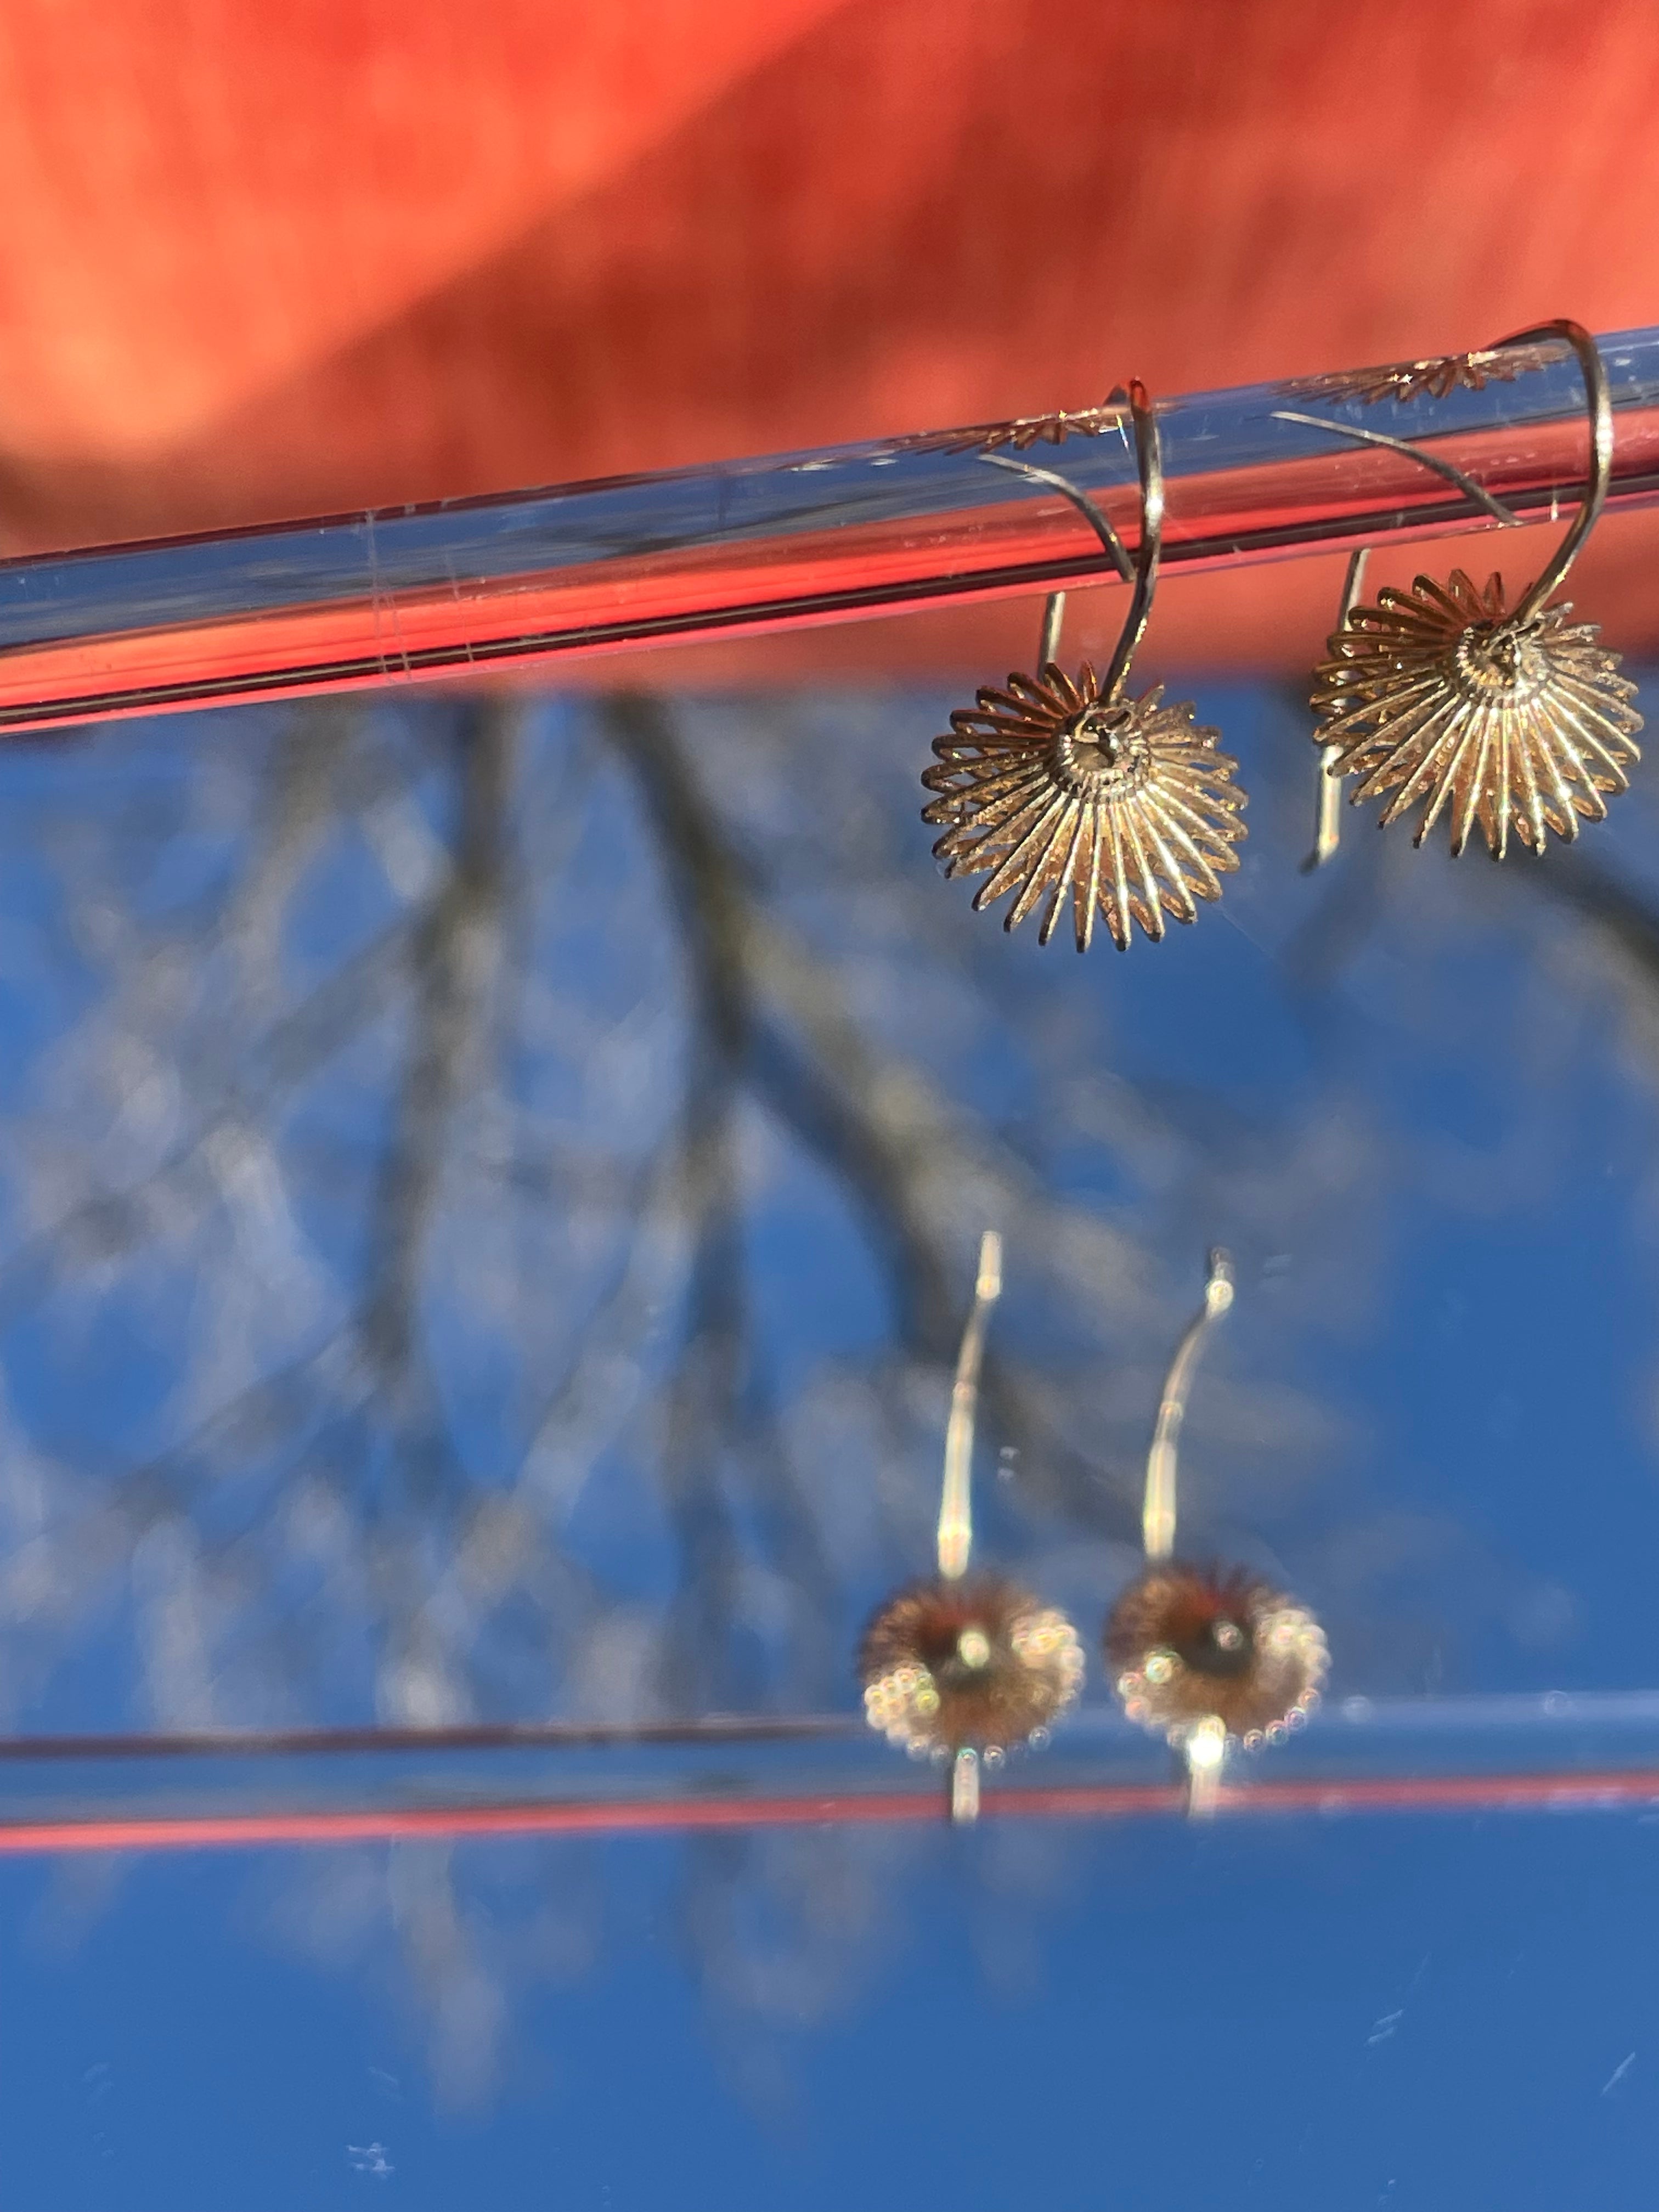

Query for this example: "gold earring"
[1307,320,1641,861]
[1103,1250,1328,1816]
[921,381,1247,950]
[859,1233,1085,1822]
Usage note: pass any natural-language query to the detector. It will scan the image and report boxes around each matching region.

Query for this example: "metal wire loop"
[1502,318,1611,620]
[989,378,1164,684]
[1100,379,1164,699]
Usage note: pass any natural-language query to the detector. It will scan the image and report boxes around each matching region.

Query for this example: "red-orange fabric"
[1,0,1657,674]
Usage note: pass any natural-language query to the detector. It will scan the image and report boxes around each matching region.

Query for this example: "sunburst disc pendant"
[1311,567,1641,857]
[923,661,1246,948]
[921,376,1250,950]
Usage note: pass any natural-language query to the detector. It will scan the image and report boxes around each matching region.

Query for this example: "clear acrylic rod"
[13,1771,1659,1857]
[10,1685,1659,1849]
[5,324,1659,732]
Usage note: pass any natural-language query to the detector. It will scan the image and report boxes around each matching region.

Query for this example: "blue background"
[1,673,1657,2208]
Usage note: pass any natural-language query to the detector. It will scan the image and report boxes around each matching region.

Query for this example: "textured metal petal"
[1310,569,1642,857]
[923,662,1246,950]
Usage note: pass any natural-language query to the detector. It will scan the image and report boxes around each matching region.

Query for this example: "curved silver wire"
[1141,1246,1237,1820]
[979,380,1163,688]
[938,1229,1003,1826]
[979,451,1135,582]
[1142,1248,1234,1560]
[1101,380,1164,701]
[1278,324,1606,587]
[936,1230,1002,1580]
[1269,411,1525,528]
[1507,318,1611,619]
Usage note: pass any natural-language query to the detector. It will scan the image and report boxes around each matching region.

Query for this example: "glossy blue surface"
[1,675,1657,2204]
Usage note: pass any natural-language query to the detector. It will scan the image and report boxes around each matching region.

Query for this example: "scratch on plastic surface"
[363,511,411,681]
[1602,2052,1637,2095]
[1368,1953,1429,2049]
[444,552,476,666]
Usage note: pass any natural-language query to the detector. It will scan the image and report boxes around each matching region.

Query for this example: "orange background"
[1,0,1657,677]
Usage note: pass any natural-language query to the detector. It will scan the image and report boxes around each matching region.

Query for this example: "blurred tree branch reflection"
[0,675,1630,2098]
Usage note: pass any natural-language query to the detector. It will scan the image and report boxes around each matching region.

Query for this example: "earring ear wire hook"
[936,1229,1002,1581]
[980,380,1161,684]
[1141,1245,1235,1819]
[1504,318,1612,620]
[978,450,1135,584]
[1100,380,1164,701]
[1269,413,1523,529]
[939,1227,1002,1824]
[1142,1247,1233,1560]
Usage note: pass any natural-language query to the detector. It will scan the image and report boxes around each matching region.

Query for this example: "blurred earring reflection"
[859,1232,1084,1820]
[1104,1250,1327,1814]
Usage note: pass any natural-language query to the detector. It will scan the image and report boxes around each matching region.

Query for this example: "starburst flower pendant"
[921,663,1247,949]
[1310,569,1643,857]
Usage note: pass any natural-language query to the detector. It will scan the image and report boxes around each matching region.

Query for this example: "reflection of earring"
[860,1233,1084,1822]
[1306,320,1641,861]
[1103,1250,1327,1816]
[921,381,1246,950]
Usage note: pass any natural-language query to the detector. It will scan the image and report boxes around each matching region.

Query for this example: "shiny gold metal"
[922,382,1246,949]
[1307,320,1642,861]
[1104,1249,1328,1814]
[859,1233,1084,1821]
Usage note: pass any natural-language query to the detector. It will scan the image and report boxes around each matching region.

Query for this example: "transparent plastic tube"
[4,326,1659,732]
